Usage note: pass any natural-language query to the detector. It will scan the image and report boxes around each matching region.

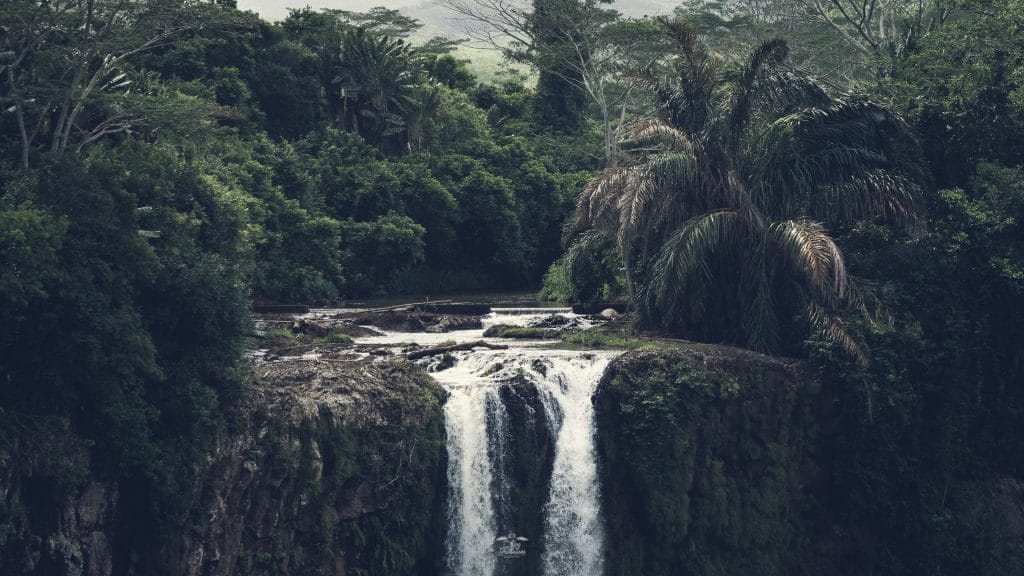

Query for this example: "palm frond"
[769,219,848,304]
[648,210,741,313]
[625,118,695,153]
[583,151,705,261]
[655,16,721,133]
[726,39,790,144]
[576,166,633,230]
[806,302,870,366]
[813,170,922,226]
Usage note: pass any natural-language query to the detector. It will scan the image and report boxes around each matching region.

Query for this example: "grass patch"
[484,325,557,339]
[264,327,297,343]
[499,327,552,339]
[556,329,664,350]
[314,332,354,345]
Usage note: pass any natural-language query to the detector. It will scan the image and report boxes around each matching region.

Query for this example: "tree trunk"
[51,60,89,152]
[7,68,31,168]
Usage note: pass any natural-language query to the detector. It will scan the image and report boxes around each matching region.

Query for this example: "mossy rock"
[483,325,558,339]
[595,347,812,576]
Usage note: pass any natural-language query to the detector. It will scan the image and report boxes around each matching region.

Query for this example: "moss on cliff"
[595,347,812,576]
[228,360,448,576]
[0,359,449,576]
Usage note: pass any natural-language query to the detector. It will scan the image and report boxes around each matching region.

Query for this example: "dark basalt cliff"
[4,343,1021,576]
[594,346,1024,576]
[0,359,447,576]
[493,374,555,576]
[595,347,812,576]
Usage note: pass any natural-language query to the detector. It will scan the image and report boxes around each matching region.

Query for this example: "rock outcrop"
[595,347,811,576]
[0,359,447,576]
[492,375,554,576]
[594,345,1024,576]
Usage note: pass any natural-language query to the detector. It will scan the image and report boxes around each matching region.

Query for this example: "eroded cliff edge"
[595,347,1024,576]
[1,359,447,576]
[5,340,1022,576]
[595,347,811,576]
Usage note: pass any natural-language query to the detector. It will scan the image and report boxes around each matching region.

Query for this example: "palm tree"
[568,18,926,363]
[336,27,421,148]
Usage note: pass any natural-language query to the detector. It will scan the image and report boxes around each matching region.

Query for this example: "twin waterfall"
[439,341,614,576]
[353,307,615,575]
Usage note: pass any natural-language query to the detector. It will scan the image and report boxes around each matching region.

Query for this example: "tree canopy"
[2,0,1024,573]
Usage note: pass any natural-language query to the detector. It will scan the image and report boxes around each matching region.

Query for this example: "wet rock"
[596,348,811,576]
[534,314,572,327]
[483,324,512,337]
[428,353,457,373]
[494,378,555,576]
[292,318,382,338]
[346,310,481,333]
[424,315,483,333]
[531,359,549,376]
[292,318,331,336]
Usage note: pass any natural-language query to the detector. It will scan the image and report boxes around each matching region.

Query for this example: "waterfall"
[490,307,573,315]
[436,347,615,576]
[537,355,611,576]
[342,304,617,576]
[487,385,512,536]
[444,383,498,576]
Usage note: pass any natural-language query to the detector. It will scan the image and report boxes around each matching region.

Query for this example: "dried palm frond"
[806,302,870,366]
[769,219,848,302]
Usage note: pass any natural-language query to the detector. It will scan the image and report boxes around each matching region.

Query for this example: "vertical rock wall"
[594,346,1024,576]
[0,359,448,576]
[594,347,813,576]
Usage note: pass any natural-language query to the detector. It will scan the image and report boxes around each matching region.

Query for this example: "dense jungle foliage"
[1,0,1022,573]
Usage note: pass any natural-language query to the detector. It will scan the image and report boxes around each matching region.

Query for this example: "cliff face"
[7,343,1022,576]
[594,347,812,576]
[493,376,554,576]
[595,346,1024,576]
[0,359,447,576]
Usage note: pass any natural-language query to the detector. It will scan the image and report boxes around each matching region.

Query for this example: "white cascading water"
[350,306,615,576]
[537,354,612,576]
[435,344,615,576]
[444,382,499,576]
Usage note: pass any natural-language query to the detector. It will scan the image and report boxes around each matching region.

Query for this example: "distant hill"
[402,0,682,38]
[236,0,684,80]
[238,0,682,31]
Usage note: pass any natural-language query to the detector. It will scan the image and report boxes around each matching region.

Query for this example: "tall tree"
[0,0,233,167]
[568,18,926,362]
[441,0,664,165]
[336,27,422,150]
[329,7,423,38]
[529,0,597,134]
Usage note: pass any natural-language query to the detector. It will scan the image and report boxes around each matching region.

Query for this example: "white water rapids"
[349,308,617,576]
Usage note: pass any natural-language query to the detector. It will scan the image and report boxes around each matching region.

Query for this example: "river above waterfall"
[341,306,620,576]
